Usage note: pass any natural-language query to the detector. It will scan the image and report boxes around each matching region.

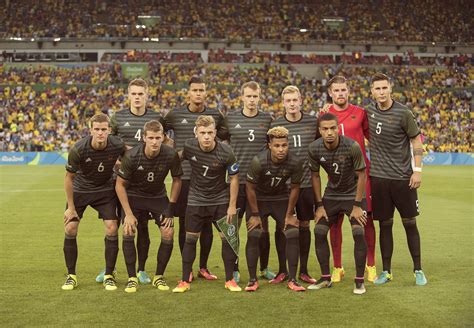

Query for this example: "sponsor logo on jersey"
[191,156,198,161]
[85,157,92,163]
[124,122,131,127]
[138,165,144,170]
[181,119,188,124]
[234,124,242,128]
[320,157,326,162]
[371,113,375,118]
[265,170,272,175]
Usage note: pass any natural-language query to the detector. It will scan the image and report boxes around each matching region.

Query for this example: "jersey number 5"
[376,122,382,135]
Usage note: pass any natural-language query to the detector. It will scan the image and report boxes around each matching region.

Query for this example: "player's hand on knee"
[409,172,422,189]
[284,214,299,229]
[64,208,79,225]
[350,207,367,226]
[161,216,173,229]
[226,205,237,224]
[314,206,328,224]
[123,214,138,235]
[247,216,262,232]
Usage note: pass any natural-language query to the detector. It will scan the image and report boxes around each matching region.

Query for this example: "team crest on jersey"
[212,161,220,167]
[338,155,346,162]
[351,115,356,120]
[227,224,236,236]
[259,123,265,128]
[281,169,289,176]
[158,164,165,171]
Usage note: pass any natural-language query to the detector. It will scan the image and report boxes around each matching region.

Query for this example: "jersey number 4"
[134,129,142,141]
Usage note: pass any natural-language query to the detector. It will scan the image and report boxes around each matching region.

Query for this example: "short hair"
[128,78,148,91]
[281,85,301,97]
[327,75,347,90]
[318,113,339,126]
[195,115,215,128]
[89,113,110,127]
[189,76,205,86]
[143,120,164,136]
[267,126,289,141]
[370,73,391,85]
[241,81,261,95]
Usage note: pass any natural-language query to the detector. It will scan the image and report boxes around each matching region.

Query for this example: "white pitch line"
[0,189,64,193]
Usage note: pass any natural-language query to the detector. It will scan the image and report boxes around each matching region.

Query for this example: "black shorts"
[248,200,288,229]
[69,190,118,220]
[295,187,315,221]
[322,198,367,225]
[122,196,170,227]
[371,177,419,221]
[185,204,227,233]
[174,179,190,218]
[237,184,248,219]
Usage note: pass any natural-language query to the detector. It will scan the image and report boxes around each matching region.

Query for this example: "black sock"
[156,239,173,276]
[402,218,422,271]
[284,227,299,281]
[246,229,262,280]
[314,224,330,276]
[259,231,270,271]
[178,216,186,254]
[379,219,394,273]
[222,239,237,281]
[298,226,310,274]
[63,234,77,275]
[122,235,136,278]
[352,226,367,278]
[182,234,198,282]
[275,228,287,274]
[104,235,119,275]
[136,220,150,272]
[199,222,213,269]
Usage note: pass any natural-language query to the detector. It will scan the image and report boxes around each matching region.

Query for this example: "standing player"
[95,78,163,285]
[222,81,275,283]
[62,113,125,291]
[245,127,304,292]
[172,115,240,293]
[163,76,227,281]
[323,75,377,283]
[367,73,427,286]
[116,120,182,293]
[271,86,318,284]
[308,113,368,294]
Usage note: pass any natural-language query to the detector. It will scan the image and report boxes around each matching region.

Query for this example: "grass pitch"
[0,165,472,327]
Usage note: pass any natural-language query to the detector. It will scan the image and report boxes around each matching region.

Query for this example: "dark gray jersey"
[117,144,182,198]
[366,101,420,180]
[223,110,272,184]
[271,113,318,188]
[247,149,303,201]
[164,106,226,180]
[183,139,238,206]
[308,136,366,200]
[66,135,125,192]
[110,108,163,147]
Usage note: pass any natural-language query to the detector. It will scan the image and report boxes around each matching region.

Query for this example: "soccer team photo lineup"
[59,74,428,295]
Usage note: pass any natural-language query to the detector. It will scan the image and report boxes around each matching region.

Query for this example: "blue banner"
[0,152,472,165]
[0,152,68,165]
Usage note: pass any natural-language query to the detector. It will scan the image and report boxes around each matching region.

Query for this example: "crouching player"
[173,115,240,293]
[308,113,368,294]
[245,126,304,292]
[116,120,182,293]
[62,113,125,291]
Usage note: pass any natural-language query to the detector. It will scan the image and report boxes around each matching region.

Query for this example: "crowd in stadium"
[100,49,473,67]
[1,63,471,153]
[3,0,472,42]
